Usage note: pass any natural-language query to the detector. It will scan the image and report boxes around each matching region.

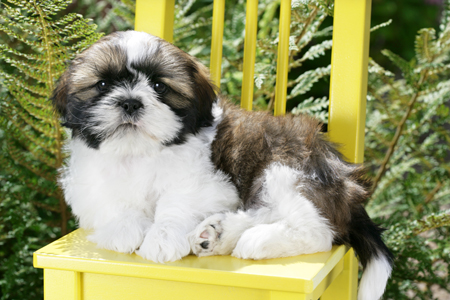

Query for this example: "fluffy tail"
[349,205,394,300]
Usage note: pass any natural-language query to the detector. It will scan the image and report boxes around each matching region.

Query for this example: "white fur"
[121,31,160,66]
[358,255,393,300]
[190,163,334,259]
[61,109,239,262]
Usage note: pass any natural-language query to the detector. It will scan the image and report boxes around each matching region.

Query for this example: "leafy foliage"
[0,0,103,298]
[66,0,134,34]
[365,2,450,296]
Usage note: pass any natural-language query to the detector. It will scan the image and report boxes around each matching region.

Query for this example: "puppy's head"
[53,31,216,154]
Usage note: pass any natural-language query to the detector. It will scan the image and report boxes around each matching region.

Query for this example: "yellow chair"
[34,0,372,299]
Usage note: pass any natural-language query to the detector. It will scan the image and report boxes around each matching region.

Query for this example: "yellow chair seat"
[34,229,357,300]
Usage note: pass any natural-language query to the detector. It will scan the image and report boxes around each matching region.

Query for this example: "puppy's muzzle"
[120,99,143,115]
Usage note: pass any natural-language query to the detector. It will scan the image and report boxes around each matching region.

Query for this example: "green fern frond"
[387,210,450,241]
[0,44,47,62]
[4,126,58,169]
[112,1,135,27]
[412,61,450,76]
[313,25,333,38]
[0,46,69,73]
[439,0,450,36]
[368,58,395,77]
[415,28,437,64]
[315,0,334,16]
[1,55,53,83]
[381,49,419,85]
[292,96,329,112]
[298,13,327,49]
[51,13,82,27]
[0,0,102,239]
[299,39,332,62]
[2,102,56,139]
[175,0,196,19]
[120,0,136,13]
[370,19,392,32]
[371,156,422,201]
[291,96,329,123]
[413,211,450,234]
[1,113,58,157]
[257,1,279,39]
[6,140,56,182]
[10,88,53,111]
[0,154,56,199]
[0,24,43,49]
[289,65,331,99]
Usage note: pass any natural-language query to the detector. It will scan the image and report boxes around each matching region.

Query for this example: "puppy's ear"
[51,67,71,119]
[191,61,218,127]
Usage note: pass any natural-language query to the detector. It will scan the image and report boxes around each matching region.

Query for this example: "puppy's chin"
[98,129,164,157]
[96,114,184,156]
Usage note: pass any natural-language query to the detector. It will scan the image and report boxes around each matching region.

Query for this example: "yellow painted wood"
[82,272,270,300]
[34,229,352,299]
[270,290,308,300]
[321,248,359,300]
[346,248,360,299]
[210,0,226,87]
[44,269,80,300]
[328,0,372,163]
[240,0,259,111]
[311,256,344,300]
[135,0,175,43]
[274,0,291,116]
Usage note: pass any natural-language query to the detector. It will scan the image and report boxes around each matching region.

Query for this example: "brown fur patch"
[211,99,371,240]
[68,34,128,97]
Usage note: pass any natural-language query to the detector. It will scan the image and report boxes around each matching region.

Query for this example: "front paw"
[189,214,225,257]
[136,225,190,263]
[88,218,150,253]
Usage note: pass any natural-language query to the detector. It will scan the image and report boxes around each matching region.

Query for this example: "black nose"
[121,99,143,114]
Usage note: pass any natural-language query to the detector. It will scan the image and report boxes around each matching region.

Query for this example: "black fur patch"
[347,205,394,268]
[62,99,103,149]
[162,62,216,146]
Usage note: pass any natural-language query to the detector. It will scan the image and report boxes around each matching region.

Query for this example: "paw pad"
[189,215,225,256]
[200,241,210,249]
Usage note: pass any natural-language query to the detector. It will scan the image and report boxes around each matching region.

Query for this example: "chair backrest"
[135,0,372,164]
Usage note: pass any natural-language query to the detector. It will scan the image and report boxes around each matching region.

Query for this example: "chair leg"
[321,248,358,300]
[270,291,304,300]
[44,269,81,300]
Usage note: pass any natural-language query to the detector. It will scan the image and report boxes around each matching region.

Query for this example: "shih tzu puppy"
[53,31,393,300]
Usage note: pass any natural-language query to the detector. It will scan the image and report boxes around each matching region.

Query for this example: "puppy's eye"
[96,80,108,92]
[154,82,167,94]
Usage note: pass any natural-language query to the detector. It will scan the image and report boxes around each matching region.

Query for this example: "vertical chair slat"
[240,0,259,111]
[135,0,175,43]
[274,0,291,116]
[328,0,372,164]
[210,0,226,88]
